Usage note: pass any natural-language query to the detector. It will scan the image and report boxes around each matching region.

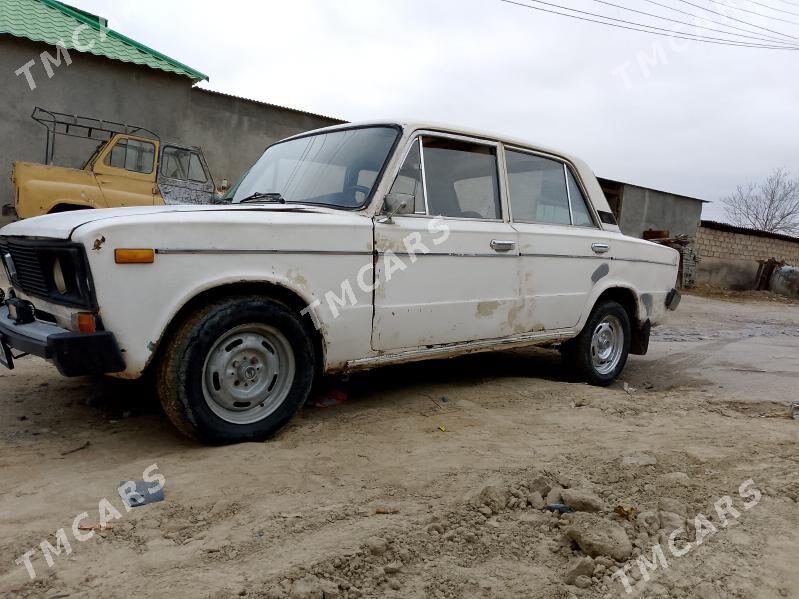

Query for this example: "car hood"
[0,204,330,240]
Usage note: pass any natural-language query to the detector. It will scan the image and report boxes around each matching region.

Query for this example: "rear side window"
[506,151,570,225]
[422,137,501,220]
[566,169,595,227]
[106,139,155,174]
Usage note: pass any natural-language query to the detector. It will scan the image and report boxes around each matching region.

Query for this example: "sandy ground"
[0,289,797,599]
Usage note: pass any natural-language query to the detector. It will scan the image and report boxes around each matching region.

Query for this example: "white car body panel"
[373,216,520,349]
[0,121,679,380]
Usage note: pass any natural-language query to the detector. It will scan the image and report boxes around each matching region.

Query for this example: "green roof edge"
[39,0,209,81]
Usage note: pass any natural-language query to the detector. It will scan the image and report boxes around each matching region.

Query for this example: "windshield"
[229,126,399,208]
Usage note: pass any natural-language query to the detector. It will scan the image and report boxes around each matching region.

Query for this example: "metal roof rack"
[31,106,159,164]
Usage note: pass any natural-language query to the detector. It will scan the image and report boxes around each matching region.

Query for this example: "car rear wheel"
[157,296,315,444]
[562,300,630,386]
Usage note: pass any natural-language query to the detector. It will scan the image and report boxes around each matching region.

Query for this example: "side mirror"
[378,192,413,224]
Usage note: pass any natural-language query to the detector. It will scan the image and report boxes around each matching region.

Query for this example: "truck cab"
[5,107,218,219]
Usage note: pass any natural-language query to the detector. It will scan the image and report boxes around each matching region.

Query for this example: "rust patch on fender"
[287,269,309,290]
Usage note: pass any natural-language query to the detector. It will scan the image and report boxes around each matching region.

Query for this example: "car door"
[158,145,217,205]
[505,147,613,331]
[372,133,519,351]
[93,135,158,207]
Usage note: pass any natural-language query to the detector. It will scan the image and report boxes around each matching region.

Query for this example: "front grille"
[0,237,95,309]
[0,238,50,297]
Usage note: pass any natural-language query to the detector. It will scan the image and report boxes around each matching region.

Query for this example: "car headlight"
[53,257,68,295]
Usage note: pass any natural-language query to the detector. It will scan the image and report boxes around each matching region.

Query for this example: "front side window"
[231,126,398,208]
[387,138,425,214]
[506,151,570,225]
[161,147,208,183]
[106,138,155,174]
[422,137,501,220]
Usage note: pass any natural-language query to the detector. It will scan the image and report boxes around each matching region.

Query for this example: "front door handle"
[490,239,516,252]
[591,243,610,254]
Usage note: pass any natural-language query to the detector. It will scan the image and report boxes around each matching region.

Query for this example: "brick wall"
[696,224,799,289]
[696,226,799,264]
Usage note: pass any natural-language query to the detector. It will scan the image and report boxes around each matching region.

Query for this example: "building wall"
[0,36,341,223]
[696,225,799,289]
[617,184,703,239]
[613,184,704,289]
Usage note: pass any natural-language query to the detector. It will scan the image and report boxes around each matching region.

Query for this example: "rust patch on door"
[476,300,500,317]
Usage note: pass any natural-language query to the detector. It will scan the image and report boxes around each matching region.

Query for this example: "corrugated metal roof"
[598,177,708,203]
[0,0,208,81]
[195,88,346,124]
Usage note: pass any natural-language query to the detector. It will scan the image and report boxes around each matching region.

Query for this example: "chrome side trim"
[154,249,673,266]
[613,257,676,266]
[377,251,516,258]
[155,249,373,256]
[520,252,604,260]
[519,252,674,266]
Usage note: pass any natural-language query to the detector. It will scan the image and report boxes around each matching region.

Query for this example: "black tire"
[157,296,316,444]
[562,300,631,386]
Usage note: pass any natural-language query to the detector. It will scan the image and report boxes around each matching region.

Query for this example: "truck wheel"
[157,296,315,444]
[562,300,630,387]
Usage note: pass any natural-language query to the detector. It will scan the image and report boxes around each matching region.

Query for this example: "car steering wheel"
[345,185,372,202]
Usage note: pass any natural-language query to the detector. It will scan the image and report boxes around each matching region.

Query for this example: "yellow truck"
[3,107,220,219]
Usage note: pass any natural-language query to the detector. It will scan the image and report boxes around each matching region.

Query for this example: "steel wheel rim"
[590,315,624,376]
[202,324,295,425]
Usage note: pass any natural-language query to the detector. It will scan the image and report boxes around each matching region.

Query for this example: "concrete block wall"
[697,227,799,264]
[696,225,799,289]
[0,36,342,226]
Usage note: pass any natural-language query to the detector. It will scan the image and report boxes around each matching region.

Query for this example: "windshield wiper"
[238,192,286,204]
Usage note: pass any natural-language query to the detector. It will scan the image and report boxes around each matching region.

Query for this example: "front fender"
[116,272,323,379]
[14,162,106,218]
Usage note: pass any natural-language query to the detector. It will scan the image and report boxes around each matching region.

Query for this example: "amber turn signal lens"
[114,249,155,264]
[74,312,97,333]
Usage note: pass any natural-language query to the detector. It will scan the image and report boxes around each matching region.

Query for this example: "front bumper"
[0,304,125,377]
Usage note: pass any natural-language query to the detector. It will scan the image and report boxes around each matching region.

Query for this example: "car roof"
[283,120,579,164]
[281,119,620,233]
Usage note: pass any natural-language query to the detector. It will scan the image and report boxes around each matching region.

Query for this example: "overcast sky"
[75,0,799,221]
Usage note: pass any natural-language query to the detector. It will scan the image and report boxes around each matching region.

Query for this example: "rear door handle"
[591,243,610,254]
[490,239,516,252]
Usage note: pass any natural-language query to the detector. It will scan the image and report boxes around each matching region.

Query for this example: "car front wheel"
[157,296,316,444]
[562,300,630,386]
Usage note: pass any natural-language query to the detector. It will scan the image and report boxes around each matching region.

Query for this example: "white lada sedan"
[0,122,680,443]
